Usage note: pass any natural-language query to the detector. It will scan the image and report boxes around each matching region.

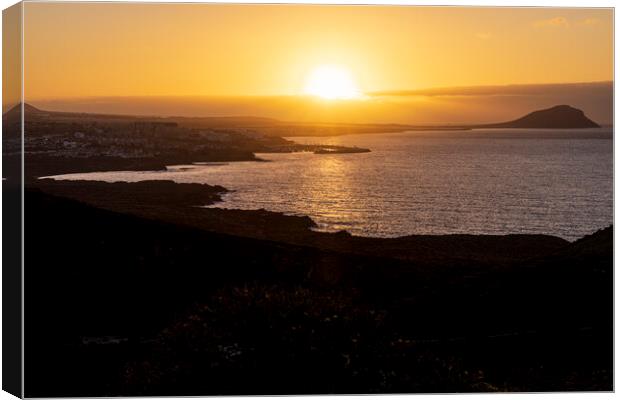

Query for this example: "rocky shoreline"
[33,178,577,266]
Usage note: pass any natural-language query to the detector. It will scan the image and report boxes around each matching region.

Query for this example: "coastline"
[32,177,602,264]
[35,148,611,243]
[20,151,262,181]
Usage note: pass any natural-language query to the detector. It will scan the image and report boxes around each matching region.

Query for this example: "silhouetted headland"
[314,146,371,154]
[474,105,601,129]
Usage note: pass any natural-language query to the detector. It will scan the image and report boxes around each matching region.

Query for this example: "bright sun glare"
[304,65,361,99]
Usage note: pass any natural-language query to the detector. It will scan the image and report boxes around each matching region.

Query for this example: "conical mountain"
[482,105,600,129]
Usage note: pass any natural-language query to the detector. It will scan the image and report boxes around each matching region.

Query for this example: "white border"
[0,1,616,400]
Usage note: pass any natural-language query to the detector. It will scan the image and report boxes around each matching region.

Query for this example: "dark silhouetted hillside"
[24,181,612,396]
[480,105,600,129]
[3,103,46,121]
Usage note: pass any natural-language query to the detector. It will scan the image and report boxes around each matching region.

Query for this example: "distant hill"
[3,103,284,128]
[3,103,48,123]
[2,103,418,135]
[5,103,603,133]
[479,105,600,129]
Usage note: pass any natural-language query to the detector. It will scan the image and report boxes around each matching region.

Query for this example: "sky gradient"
[22,3,613,124]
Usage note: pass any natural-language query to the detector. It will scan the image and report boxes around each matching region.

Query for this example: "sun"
[304,65,361,100]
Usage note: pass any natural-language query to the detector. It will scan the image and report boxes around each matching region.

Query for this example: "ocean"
[46,128,613,241]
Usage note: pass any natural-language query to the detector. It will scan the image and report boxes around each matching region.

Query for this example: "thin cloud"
[578,18,600,26]
[475,32,492,40]
[367,81,612,98]
[533,17,569,28]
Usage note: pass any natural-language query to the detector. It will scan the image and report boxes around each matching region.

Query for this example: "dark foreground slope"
[24,184,612,396]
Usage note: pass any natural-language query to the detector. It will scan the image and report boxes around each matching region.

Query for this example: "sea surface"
[46,129,613,241]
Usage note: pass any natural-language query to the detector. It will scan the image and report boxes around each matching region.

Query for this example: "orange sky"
[3,3,21,108]
[23,3,613,99]
[10,3,613,125]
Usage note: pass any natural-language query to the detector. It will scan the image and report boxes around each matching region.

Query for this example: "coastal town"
[3,104,369,162]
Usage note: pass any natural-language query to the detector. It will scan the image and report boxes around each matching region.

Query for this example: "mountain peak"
[3,103,47,124]
[3,103,43,116]
[484,105,600,129]
[23,103,42,113]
